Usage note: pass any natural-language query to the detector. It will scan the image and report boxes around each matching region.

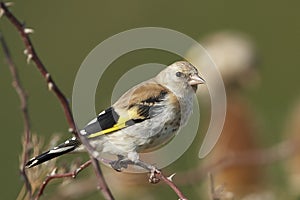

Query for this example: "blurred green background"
[1,1,300,199]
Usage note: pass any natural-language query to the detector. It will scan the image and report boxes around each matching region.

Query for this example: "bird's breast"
[137,114,181,152]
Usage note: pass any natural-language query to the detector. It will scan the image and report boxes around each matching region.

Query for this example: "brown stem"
[160,174,188,200]
[35,160,92,200]
[0,2,75,132]
[208,173,222,200]
[90,159,115,200]
[0,33,32,199]
[0,2,114,200]
[151,170,188,200]
[1,3,186,200]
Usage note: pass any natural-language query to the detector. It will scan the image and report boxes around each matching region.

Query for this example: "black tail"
[25,137,81,168]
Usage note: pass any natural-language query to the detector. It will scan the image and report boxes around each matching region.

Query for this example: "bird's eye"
[176,72,182,77]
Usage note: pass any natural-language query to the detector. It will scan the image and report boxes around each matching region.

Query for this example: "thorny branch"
[99,156,190,199]
[208,173,223,200]
[0,2,75,131]
[0,2,114,200]
[0,2,189,199]
[35,160,92,200]
[152,171,188,200]
[0,33,32,199]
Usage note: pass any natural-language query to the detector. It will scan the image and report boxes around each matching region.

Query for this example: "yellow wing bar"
[87,117,128,138]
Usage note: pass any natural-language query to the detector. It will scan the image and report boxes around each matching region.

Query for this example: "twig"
[100,157,189,199]
[160,174,188,200]
[150,170,188,200]
[0,2,114,200]
[0,33,32,199]
[0,2,75,132]
[35,160,92,200]
[208,173,222,200]
[208,173,215,200]
[1,3,187,199]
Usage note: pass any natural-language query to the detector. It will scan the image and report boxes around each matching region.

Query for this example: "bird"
[25,61,205,171]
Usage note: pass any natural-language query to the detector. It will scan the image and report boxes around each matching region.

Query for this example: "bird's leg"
[109,155,161,183]
[117,155,125,161]
[133,160,161,184]
[133,159,154,171]
[110,155,125,172]
[110,155,133,172]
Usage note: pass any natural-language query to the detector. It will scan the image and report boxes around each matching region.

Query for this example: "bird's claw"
[149,167,161,184]
[110,160,128,172]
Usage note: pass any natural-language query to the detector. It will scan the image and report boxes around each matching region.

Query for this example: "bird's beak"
[188,74,205,85]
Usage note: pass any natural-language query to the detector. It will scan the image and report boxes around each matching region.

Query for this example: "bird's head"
[156,61,205,94]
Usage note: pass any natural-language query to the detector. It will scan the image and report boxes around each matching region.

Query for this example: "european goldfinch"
[26,61,205,171]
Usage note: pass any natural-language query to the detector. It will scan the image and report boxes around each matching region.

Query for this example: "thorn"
[167,173,176,182]
[26,54,33,64]
[48,82,54,91]
[24,28,34,34]
[23,49,28,55]
[73,167,81,178]
[68,128,74,133]
[72,172,77,178]
[50,168,57,176]
[4,2,14,7]
[45,73,50,79]
[45,73,51,82]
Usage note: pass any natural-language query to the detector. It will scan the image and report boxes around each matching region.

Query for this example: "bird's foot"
[133,160,161,183]
[110,160,126,172]
[109,156,161,182]
[110,155,132,172]
[148,167,161,184]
